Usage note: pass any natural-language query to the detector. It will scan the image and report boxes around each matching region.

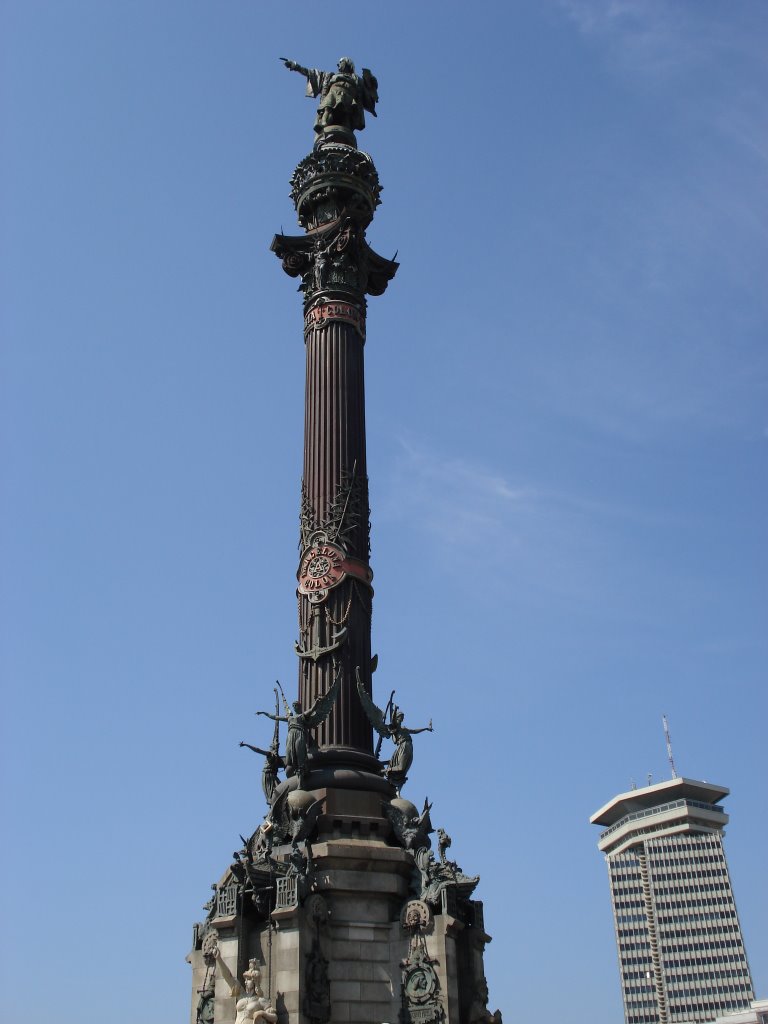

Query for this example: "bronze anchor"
[294,625,347,662]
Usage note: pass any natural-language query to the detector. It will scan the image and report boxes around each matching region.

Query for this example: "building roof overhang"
[590,776,729,827]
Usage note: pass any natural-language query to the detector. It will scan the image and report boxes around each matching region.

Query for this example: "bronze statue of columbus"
[281,56,378,138]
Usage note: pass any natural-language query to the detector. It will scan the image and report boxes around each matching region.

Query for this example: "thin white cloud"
[713,89,768,169]
[377,437,688,616]
[396,437,536,506]
[535,2,768,441]
[558,0,693,70]
[558,0,768,161]
[556,0,761,79]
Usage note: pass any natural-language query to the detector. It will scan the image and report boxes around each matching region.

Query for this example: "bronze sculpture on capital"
[355,668,433,794]
[256,670,341,789]
[281,56,378,141]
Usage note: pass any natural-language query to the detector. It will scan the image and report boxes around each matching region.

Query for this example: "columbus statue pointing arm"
[281,56,378,139]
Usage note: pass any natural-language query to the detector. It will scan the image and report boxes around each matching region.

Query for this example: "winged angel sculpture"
[241,688,285,804]
[281,56,379,139]
[356,668,433,794]
[257,669,340,789]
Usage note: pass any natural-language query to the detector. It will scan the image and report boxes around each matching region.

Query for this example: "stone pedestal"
[188,777,498,1024]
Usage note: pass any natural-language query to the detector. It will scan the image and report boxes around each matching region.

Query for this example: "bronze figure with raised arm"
[355,667,433,794]
[280,56,378,139]
[241,687,285,804]
[256,669,341,789]
[239,740,285,805]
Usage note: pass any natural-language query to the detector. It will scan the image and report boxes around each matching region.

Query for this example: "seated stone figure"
[214,952,278,1024]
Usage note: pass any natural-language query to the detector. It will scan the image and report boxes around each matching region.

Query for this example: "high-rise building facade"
[714,1000,768,1024]
[591,777,755,1024]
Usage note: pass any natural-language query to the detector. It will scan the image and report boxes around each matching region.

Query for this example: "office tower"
[591,777,755,1024]
[714,999,768,1024]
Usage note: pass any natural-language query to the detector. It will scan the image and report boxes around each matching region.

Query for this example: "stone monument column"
[188,57,502,1024]
[271,68,397,754]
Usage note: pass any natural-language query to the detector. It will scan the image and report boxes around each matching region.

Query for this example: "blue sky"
[2,2,766,1022]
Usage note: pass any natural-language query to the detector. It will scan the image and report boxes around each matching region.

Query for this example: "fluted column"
[272,126,397,760]
[298,320,373,750]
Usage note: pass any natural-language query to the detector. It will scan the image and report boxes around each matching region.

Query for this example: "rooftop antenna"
[662,714,678,779]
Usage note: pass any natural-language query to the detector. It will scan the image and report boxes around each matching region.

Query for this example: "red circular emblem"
[298,544,346,594]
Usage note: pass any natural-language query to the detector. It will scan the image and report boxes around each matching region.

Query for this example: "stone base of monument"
[188,779,497,1024]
